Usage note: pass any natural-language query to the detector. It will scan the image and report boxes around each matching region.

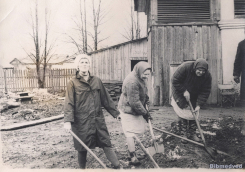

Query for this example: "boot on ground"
[129,152,141,165]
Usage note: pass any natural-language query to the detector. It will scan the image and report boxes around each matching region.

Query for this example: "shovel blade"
[155,143,164,154]
[147,147,156,156]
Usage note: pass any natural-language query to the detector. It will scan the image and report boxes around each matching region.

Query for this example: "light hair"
[74,54,91,69]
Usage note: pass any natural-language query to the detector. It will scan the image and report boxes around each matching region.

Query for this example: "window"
[234,0,245,18]
[157,0,211,23]
[131,60,148,71]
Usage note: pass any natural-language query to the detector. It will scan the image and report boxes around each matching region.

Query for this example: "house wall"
[89,38,148,82]
[149,24,222,106]
[218,0,245,84]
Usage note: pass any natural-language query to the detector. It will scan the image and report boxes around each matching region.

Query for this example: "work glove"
[183,90,190,102]
[143,111,153,123]
[234,76,240,83]
[194,105,200,113]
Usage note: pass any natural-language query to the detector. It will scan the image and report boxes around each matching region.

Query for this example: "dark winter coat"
[64,72,120,151]
[118,62,151,116]
[171,59,212,109]
[233,39,245,100]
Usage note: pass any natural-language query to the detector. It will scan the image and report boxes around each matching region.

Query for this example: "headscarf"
[74,54,91,69]
[193,58,208,71]
[133,61,151,79]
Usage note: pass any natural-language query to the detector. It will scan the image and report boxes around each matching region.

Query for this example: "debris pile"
[103,81,122,102]
[0,92,20,113]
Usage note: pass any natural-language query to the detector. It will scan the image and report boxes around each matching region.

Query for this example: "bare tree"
[65,0,88,54]
[121,0,141,41]
[67,0,110,52]
[25,0,56,88]
[89,0,110,51]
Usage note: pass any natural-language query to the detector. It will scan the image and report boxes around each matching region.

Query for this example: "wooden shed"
[88,38,148,82]
[134,0,245,106]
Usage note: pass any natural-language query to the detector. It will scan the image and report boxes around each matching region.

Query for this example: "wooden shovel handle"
[146,105,157,148]
[134,135,160,168]
[69,130,108,169]
[187,100,206,145]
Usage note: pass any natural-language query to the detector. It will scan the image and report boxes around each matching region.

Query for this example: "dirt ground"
[1,98,245,170]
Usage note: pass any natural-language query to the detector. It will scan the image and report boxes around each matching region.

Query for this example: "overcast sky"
[0,0,147,67]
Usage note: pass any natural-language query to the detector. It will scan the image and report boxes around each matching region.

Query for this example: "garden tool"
[187,100,218,159]
[69,130,108,169]
[153,127,230,157]
[146,105,164,156]
[133,135,160,168]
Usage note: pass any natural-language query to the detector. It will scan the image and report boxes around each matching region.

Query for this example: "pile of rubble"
[0,93,20,113]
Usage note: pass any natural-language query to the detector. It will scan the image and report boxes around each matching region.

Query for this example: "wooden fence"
[0,69,77,92]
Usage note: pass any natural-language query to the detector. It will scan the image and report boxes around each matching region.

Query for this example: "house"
[9,55,76,70]
[131,0,245,105]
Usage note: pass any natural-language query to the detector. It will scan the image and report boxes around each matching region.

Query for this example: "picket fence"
[0,69,77,93]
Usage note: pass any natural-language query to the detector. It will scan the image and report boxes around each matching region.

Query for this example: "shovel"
[134,135,160,168]
[187,100,218,159]
[69,130,108,169]
[153,127,230,157]
[146,105,164,156]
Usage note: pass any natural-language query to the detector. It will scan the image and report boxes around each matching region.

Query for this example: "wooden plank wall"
[151,24,221,105]
[90,38,148,82]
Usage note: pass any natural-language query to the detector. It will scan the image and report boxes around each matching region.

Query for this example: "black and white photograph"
[0,0,245,170]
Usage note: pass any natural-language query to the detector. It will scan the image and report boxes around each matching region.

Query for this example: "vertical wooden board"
[189,26,194,60]
[108,50,112,81]
[117,48,120,81]
[211,26,218,104]
[152,27,159,105]
[124,44,129,77]
[174,26,180,63]
[107,50,110,80]
[118,47,122,81]
[169,26,174,64]
[106,50,109,80]
[23,70,26,91]
[193,25,198,60]
[127,44,131,75]
[158,27,164,105]
[183,26,189,61]
[110,50,114,81]
[111,49,114,80]
[202,26,208,60]
[163,26,169,103]
[178,26,183,63]
[207,26,211,62]
[197,26,203,59]
[113,49,117,80]
[122,45,126,80]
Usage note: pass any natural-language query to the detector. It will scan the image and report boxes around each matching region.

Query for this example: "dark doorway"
[131,60,148,71]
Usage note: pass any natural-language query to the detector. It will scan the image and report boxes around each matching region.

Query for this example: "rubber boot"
[129,151,140,165]
[188,120,201,142]
[178,117,188,144]
[78,151,87,169]
[103,147,121,169]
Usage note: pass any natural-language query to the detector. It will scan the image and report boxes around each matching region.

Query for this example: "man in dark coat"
[233,39,245,101]
[171,58,212,143]
[63,54,121,169]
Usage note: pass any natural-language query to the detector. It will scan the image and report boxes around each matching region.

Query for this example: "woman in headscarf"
[118,61,152,165]
[63,54,121,169]
[171,58,212,143]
